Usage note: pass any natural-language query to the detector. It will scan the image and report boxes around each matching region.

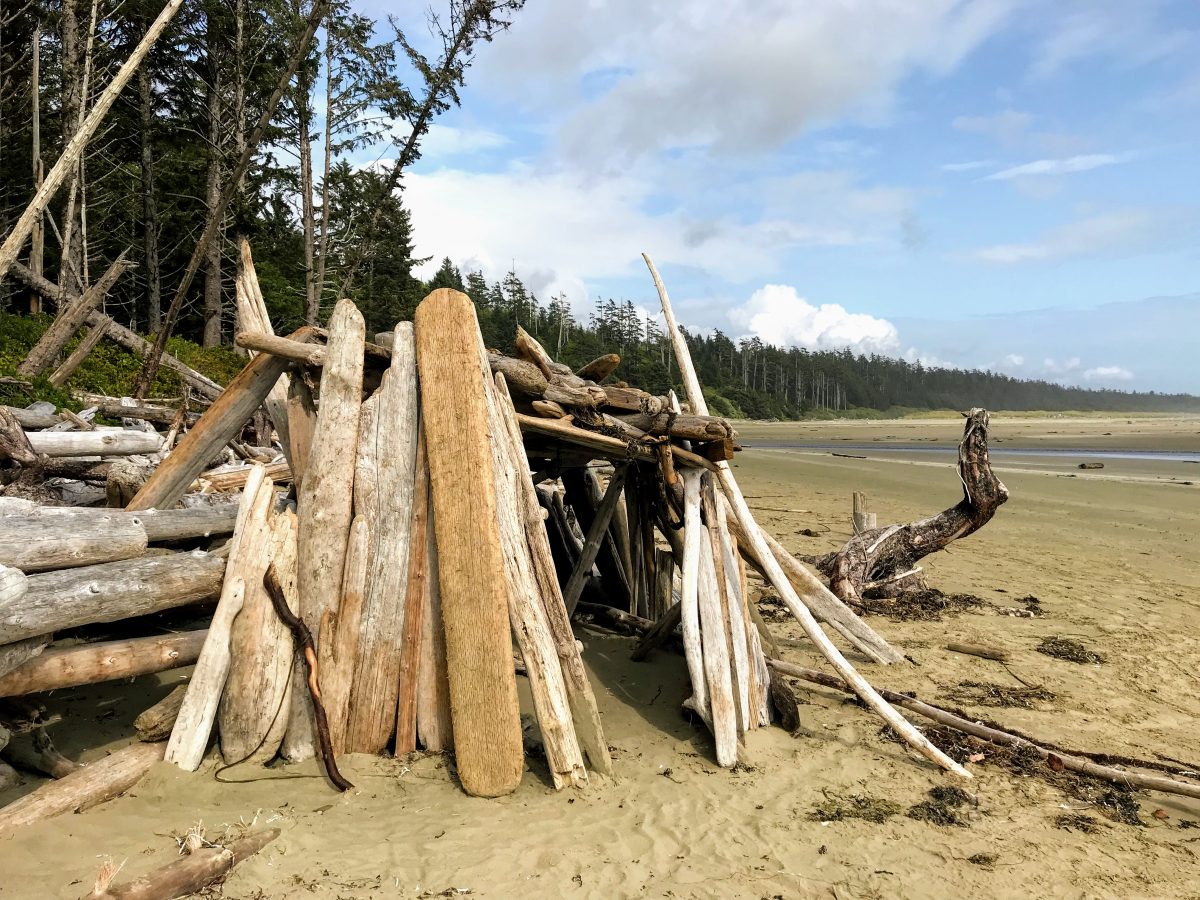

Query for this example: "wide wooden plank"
[414,289,523,797]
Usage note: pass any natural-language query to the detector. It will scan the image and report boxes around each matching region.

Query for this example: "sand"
[2,414,1198,899]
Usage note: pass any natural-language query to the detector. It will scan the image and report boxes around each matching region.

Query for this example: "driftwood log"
[810,408,1009,605]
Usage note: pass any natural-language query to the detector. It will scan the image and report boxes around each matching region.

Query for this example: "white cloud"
[942,159,996,172]
[1083,365,1134,382]
[1003,353,1024,366]
[1030,5,1193,80]
[729,284,901,356]
[952,109,1033,145]
[985,153,1126,180]
[417,124,509,158]
[968,210,1154,264]
[1043,356,1081,374]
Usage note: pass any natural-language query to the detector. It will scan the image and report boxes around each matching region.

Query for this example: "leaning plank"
[0,515,147,571]
[414,289,523,797]
[696,486,738,765]
[18,251,130,378]
[48,315,111,388]
[218,468,293,765]
[0,741,164,832]
[493,374,611,775]
[25,430,163,458]
[126,329,312,511]
[484,364,585,790]
[320,516,369,757]
[0,630,206,697]
[644,252,966,778]
[415,480,453,753]
[165,576,245,771]
[678,470,710,725]
[83,827,280,900]
[1,552,225,644]
[289,299,364,760]
[346,323,419,754]
[395,430,430,756]
[285,374,317,492]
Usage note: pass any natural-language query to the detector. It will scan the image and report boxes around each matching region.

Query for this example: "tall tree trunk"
[58,0,83,298]
[138,37,161,332]
[202,32,223,347]
[298,72,316,323]
[29,26,43,314]
[313,32,333,319]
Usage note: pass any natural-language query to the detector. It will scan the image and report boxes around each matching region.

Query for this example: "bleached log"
[696,488,738,766]
[25,429,162,457]
[134,684,188,742]
[613,410,734,443]
[218,468,293,765]
[127,329,312,511]
[484,365,586,790]
[493,374,611,776]
[518,414,715,471]
[414,289,523,797]
[0,552,224,644]
[285,373,317,492]
[576,353,620,382]
[191,460,290,494]
[0,741,164,832]
[0,630,206,697]
[165,576,245,771]
[0,501,239,543]
[678,470,710,725]
[236,332,326,366]
[704,477,752,734]
[2,406,58,430]
[235,240,292,462]
[0,566,47,680]
[286,300,364,760]
[644,252,967,778]
[345,324,419,754]
[83,827,280,900]
[71,397,197,426]
[0,514,147,571]
[319,517,369,757]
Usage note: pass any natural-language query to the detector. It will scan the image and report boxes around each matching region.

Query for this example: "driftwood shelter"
[2,250,1200,895]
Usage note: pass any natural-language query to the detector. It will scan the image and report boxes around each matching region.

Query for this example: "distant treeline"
[427,260,1200,419]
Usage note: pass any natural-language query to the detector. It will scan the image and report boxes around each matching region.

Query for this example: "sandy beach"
[1,414,1198,899]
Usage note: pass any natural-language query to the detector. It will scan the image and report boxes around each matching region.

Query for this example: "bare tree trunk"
[57,0,83,297]
[28,26,43,314]
[137,35,160,332]
[202,25,223,347]
[313,32,333,316]
[298,60,316,323]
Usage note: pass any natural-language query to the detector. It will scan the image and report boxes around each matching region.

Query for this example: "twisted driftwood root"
[812,408,1008,605]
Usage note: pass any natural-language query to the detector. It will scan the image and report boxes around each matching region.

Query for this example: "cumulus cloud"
[968,210,1155,264]
[985,153,1128,180]
[1003,353,1024,366]
[729,284,901,356]
[1083,365,1134,382]
[473,0,1017,165]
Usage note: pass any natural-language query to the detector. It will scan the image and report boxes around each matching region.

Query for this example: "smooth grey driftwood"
[0,500,240,543]
[0,564,50,679]
[25,429,163,457]
[0,515,147,571]
[0,552,225,644]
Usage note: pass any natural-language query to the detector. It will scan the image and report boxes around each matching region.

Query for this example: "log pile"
[2,247,982,831]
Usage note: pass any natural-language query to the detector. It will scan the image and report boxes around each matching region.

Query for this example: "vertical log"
[164,577,245,771]
[415,477,453,753]
[414,289,523,797]
[285,299,363,760]
[285,373,316,492]
[235,240,292,458]
[678,470,709,725]
[395,431,429,755]
[346,322,419,754]
[218,470,294,764]
[704,476,751,736]
[697,479,738,766]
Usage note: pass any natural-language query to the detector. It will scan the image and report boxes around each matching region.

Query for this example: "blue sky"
[358,0,1199,393]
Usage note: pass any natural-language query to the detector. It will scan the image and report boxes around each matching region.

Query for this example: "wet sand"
[1,415,1198,898]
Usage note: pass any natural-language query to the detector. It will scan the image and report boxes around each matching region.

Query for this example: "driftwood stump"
[812,408,1009,605]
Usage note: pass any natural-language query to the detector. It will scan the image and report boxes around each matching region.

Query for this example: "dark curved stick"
[264,563,354,792]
